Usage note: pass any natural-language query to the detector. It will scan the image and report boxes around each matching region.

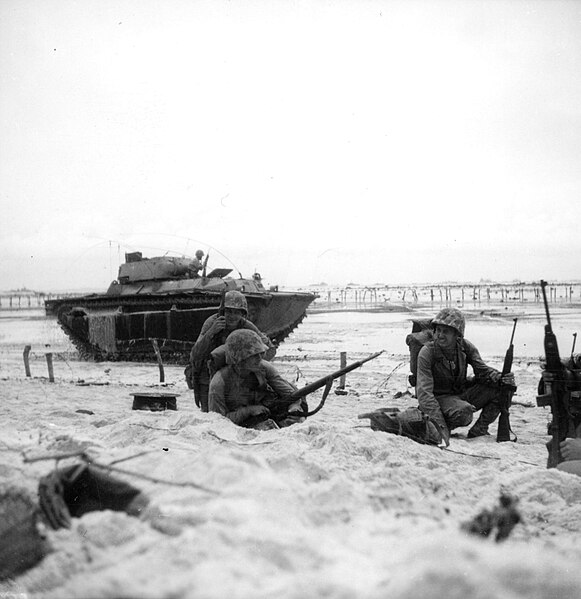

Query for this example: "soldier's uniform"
[189,291,274,411]
[209,329,304,428]
[416,308,507,439]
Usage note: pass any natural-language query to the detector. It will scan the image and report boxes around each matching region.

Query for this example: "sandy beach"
[2,305,581,598]
[3,0,581,595]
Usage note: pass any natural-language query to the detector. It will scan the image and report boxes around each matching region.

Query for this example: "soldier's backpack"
[358,407,443,445]
[405,318,433,387]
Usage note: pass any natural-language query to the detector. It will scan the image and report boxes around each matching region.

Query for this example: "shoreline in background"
[307,301,581,316]
[2,280,581,314]
[307,284,581,317]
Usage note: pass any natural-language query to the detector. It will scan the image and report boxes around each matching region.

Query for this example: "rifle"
[261,350,385,421]
[496,318,518,442]
[536,280,581,467]
[202,252,210,278]
[217,289,226,316]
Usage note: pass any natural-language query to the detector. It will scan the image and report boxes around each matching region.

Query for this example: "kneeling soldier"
[416,308,516,444]
[209,329,305,429]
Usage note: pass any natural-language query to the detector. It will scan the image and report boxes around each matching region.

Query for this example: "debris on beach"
[38,464,149,530]
[461,492,522,542]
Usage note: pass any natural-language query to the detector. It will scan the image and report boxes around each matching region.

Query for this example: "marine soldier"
[188,250,205,278]
[189,290,275,411]
[208,329,304,429]
[415,307,516,444]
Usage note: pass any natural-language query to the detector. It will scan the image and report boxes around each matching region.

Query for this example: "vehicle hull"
[52,290,315,363]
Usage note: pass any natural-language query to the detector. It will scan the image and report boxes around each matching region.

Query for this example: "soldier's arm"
[191,315,220,367]
[416,346,449,439]
[262,363,302,412]
[208,370,259,425]
[263,362,297,397]
[464,339,502,384]
[208,371,227,416]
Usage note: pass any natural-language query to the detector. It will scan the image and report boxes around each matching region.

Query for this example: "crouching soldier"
[188,290,275,412]
[209,329,306,429]
[416,308,516,444]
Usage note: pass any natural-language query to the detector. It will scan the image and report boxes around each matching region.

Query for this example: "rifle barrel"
[509,318,518,346]
[289,350,384,400]
[540,280,552,331]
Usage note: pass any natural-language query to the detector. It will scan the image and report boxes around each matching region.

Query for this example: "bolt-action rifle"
[260,350,385,421]
[496,318,518,443]
[536,280,581,468]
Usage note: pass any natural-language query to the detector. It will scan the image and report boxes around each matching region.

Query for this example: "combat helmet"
[432,308,465,337]
[225,329,268,364]
[223,290,248,315]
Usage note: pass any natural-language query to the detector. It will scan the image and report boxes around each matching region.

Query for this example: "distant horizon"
[2,277,581,296]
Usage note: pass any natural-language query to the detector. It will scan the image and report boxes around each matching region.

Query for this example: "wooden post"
[46,353,54,382]
[151,338,165,383]
[339,352,347,389]
[23,345,31,377]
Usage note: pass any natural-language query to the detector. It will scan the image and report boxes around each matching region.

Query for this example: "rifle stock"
[496,318,518,442]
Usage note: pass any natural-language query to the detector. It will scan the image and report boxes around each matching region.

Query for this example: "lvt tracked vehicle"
[45,251,317,363]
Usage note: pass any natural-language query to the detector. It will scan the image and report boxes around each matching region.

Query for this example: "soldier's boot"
[467,403,500,438]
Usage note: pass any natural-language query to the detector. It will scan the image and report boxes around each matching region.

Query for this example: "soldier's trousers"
[436,383,502,435]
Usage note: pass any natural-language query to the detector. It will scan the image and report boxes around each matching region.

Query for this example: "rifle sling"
[291,378,334,418]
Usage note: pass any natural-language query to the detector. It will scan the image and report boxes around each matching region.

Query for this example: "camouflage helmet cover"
[432,308,465,337]
[223,290,248,314]
[195,249,204,259]
[225,329,268,364]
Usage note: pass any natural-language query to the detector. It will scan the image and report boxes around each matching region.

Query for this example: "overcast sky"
[1,0,580,291]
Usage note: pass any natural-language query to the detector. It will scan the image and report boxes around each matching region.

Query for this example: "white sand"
[1,308,581,599]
